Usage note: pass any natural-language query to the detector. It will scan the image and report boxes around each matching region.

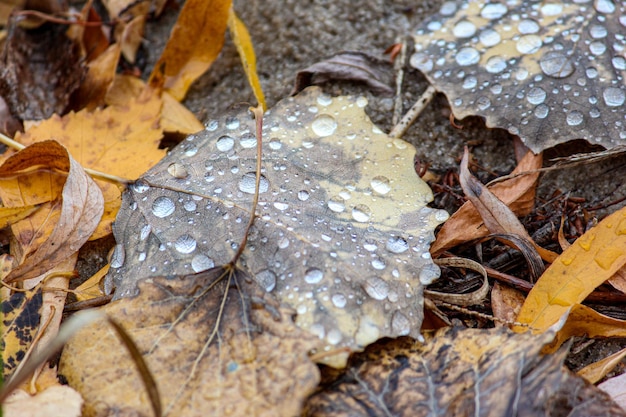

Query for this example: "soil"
[77,0,626,375]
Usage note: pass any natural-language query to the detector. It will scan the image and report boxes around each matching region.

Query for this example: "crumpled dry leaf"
[431,147,542,255]
[60,269,321,417]
[304,327,626,417]
[292,51,394,96]
[149,0,232,100]
[0,141,103,282]
[515,205,626,333]
[108,87,448,367]
[0,21,85,120]
[411,0,626,152]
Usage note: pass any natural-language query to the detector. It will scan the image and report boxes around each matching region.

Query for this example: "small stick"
[389,84,436,138]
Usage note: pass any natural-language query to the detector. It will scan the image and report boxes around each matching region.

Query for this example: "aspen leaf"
[515,206,626,333]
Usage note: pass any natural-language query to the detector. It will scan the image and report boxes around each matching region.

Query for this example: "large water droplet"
[364,277,389,300]
[269,138,282,150]
[463,76,478,89]
[352,204,371,222]
[613,57,626,71]
[239,132,257,148]
[410,52,434,72]
[110,244,125,268]
[419,263,441,284]
[371,258,386,270]
[132,180,150,193]
[439,1,457,15]
[386,236,409,253]
[167,163,188,179]
[331,293,347,308]
[370,176,391,194]
[191,254,214,272]
[589,25,608,39]
[455,47,480,66]
[297,190,310,201]
[481,3,507,19]
[317,94,333,106]
[603,87,625,107]
[273,202,289,211]
[453,20,476,38]
[527,87,547,105]
[566,111,584,126]
[595,0,615,13]
[255,269,277,292]
[391,311,411,335]
[327,329,342,345]
[476,96,491,110]
[174,234,197,254]
[534,104,550,119]
[540,51,575,78]
[541,3,563,15]
[516,35,542,54]
[518,19,539,34]
[239,172,269,194]
[589,41,607,56]
[216,135,235,152]
[327,197,346,213]
[479,29,501,47]
[152,196,175,218]
[485,56,507,73]
[304,268,324,284]
[312,114,338,137]
[225,116,240,129]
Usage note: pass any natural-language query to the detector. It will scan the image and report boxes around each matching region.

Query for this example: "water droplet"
[541,3,563,15]
[485,56,507,73]
[518,19,539,34]
[463,76,477,89]
[363,240,377,251]
[268,138,282,150]
[386,236,409,253]
[356,96,368,107]
[476,96,491,110]
[278,237,290,249]
[577,232,595,251]
[304,268,324,284]
[352,204,371,222]
[140,224,151,241]
[184,200,197,212]
[586,67,599,79]
[331,293,347,308]
[410,52,434,72]
[534,104,550,119]
[239,172,269,194]
[613,56,626,71]
[311,114,338,137]
[540,51,575,78]
[439,1,457,15]
[391,311,411,335]
[455,47,480,66]
[479,29,501,47]
[273,202,289,211]
[183,144,198,157]
[317,94,333,106]
[206,119,218,131]
[453,20,476,38]
[327,329,342,345]
[481,3,507,19]
[297,190,310,201]
[371,258,386,270]
[191,254,214,272]
[174,234,197,254]
[167,163,188,179]
[603,87,625,107]
[589,25,608,39]
[327,197,345,213]
[152,196,175,218]
[589,41,607,56]
[110,244,125,268]
[132,180,150,193]
[216,135,235,152]
[595,0,615,13]
[255,269,277,292]
[419,263,441,284]
[369,176,391,195]
[594,247,622,270]
[527,87,547,105]
[364,277,389,300]
[516,35,542,54]
[225,116,240,129]
[239,132,257,149]
[566,111,584,126]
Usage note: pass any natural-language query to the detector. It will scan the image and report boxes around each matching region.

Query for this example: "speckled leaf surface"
[411,0,626,152]
[107,87,448,366]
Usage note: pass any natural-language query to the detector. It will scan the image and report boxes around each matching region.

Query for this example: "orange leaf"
[432,148,542,255]
[0,141,103,282]
[149,0,232,101]
[72,43,121,110]
[514,206,626,333]
[228,9,266,110]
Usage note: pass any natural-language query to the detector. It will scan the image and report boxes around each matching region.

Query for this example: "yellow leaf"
[514,206,626,332]
[75,263,109,302]
[228,9,266,110]
[578,346,626,384]
[0,205,39,229]
[149,0,232,101]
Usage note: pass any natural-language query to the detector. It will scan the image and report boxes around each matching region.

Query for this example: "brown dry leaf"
[71,43,121,111]
[60,269,321,417]
[578,346,626,384]
[108,87,448,367]
[515,206,626,333]
[304,327,626,417]
[2,384,82,417]
[149,0,231,100]
[0,20,85,120]
[431,148,542,255]
[490,281,525,326]
[608,263,626,293]
[0,141,103,282]
[14,89,165,239]
[119,14,146,64]
[458,147,558,262]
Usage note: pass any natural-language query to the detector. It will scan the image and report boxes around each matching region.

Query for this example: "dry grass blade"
[425,257,489,306]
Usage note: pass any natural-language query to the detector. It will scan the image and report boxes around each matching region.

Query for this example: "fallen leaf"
[60,270,321,416]
[107,87,448,367]
[0,205,39,229]
[149,0,232,100]
[490,281,525,326]
[292,51,394,96]
[515,206,626,333]
[599,372,626,411]
[304,327,626,417]
[71,43,121,111]
[0,141,103,282]
[228,9,266,110]
[2,384,82,417]
[431,148,542,255]
[578,346,626,384]
[411,0,626,152]
[458,147,557,262]
[74,264,109,302]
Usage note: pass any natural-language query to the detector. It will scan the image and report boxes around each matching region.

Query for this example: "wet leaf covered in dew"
[303,327,626,417]
[411,0,626,152]
[108,87,448,367]
[60,269,321,417]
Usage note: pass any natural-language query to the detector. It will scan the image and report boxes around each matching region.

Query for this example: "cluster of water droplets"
[411,0,626,151]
